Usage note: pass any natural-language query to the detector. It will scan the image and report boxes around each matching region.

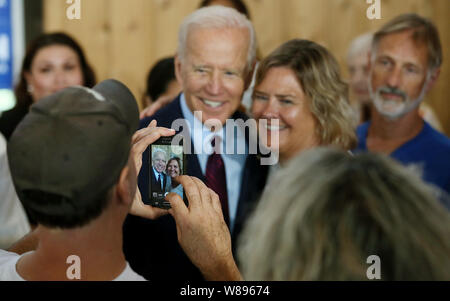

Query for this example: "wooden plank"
[42,0,450,134]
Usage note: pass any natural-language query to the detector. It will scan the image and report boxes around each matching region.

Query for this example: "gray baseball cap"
[8,79,139,217]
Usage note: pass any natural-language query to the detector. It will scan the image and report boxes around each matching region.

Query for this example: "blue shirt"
[179,94,248,231]
[355,121,450,196]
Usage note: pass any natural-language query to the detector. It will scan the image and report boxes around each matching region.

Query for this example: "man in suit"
[354,14,450,199]
[150,149,171,195]
[123,6,268,280]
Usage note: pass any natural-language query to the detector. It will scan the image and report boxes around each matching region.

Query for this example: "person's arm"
[166,176,243,281]
[139,95,175,119]
[7,227,40,255]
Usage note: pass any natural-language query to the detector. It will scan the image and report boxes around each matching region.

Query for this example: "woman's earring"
[27,84,34,94]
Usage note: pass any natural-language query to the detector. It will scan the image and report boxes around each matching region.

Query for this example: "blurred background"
[1,0,449,135]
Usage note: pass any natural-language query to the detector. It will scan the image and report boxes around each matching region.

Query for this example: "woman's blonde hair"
[238,148,450,280]
[254,39,357,150]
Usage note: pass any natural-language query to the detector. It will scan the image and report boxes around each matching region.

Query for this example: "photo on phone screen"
[148,136,185,209]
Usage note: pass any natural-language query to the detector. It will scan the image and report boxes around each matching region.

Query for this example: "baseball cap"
[7,79,139,220]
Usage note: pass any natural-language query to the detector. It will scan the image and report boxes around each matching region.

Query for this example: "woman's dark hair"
[14,32,96,109]
[145,57,176,102]
[199,0,250,19]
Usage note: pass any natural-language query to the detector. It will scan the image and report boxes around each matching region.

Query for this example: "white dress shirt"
[179,94,248,232]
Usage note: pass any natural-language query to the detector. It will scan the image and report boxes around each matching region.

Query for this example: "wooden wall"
[43,0,450,135]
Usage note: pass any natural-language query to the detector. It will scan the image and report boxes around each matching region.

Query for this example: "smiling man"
[150,149,170,194]
[122,6,268,281]
[355,14,450,199]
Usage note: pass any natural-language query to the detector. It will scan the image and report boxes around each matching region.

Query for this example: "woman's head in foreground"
[239,148,450,280]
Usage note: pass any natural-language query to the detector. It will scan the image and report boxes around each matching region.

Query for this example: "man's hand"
[139,95,174,119]
[166,176,242,281]
[129,120,175,220]
[7,226,42,255]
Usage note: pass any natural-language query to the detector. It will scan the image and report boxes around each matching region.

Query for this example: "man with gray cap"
[0,79,175,280]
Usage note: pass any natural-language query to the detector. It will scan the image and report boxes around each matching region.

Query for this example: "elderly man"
[150,149,171,194]
[355,14,450,198]
[347,33,373,125]
[123,6,268,281]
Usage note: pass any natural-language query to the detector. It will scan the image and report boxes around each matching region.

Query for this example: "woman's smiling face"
[252,66,320,162]
[167,159,180,178]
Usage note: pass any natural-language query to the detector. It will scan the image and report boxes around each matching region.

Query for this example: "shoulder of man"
[139,95,183,130]
[422,122,450,148]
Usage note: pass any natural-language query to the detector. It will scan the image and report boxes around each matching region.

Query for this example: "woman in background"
[0,32,96,140]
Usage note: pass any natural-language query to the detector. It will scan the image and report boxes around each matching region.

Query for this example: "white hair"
[177,6,256,73]
[152,149,167,161]
[347,32,373,63]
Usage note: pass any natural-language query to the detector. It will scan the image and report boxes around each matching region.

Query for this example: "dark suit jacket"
[150,168,169,194]
[123,95,268,281]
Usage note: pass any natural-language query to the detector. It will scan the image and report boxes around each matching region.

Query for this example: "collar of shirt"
[180,93,248,232]
[179,93,248,171]
[180,93,224,155]
[152,167,162,181]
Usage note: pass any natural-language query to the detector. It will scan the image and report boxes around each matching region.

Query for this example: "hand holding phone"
[129,120,175,219]
[147,135,186,209]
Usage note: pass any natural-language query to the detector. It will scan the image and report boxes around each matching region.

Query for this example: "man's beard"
[368,77,427,121]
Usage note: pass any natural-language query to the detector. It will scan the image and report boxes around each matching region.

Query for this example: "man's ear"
[174,55,184,87]
[425,68,440,93]
[367,51,373,73]
[116,165,133,206]
[244,60,257,91]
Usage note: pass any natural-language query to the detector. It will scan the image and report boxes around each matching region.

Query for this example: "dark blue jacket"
[123,95,268,280]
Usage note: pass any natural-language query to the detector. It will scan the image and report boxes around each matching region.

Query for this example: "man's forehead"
[186,26,249,53]
[153,152,166,159]
[184,28,249,73]
[376,30,428,66]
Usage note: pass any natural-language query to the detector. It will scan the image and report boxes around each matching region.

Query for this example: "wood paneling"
[44,0,450,134]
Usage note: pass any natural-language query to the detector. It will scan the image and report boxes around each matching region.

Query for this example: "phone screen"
[148,136,185,209]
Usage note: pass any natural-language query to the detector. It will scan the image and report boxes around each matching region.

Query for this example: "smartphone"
[147,136,185,209]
